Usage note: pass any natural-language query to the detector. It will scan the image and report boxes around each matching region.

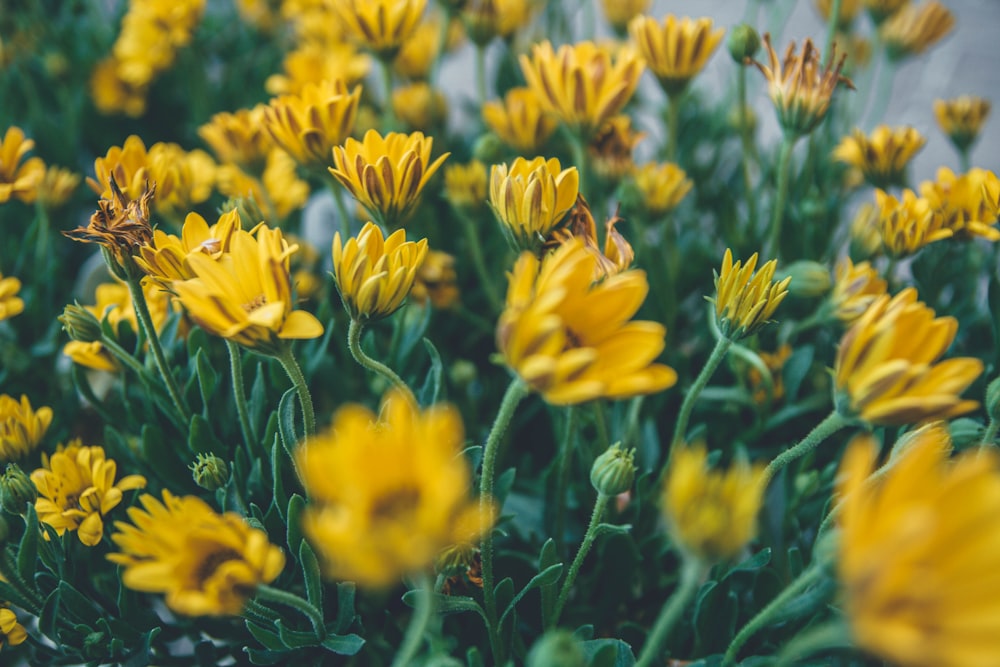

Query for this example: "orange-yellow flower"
[833,126,925,188]
[497,238,677,405]
[934,96,991,152]
[0,272,24,323]
[552,196,635,280]
[198,106,273,174]
[881,1,954,61]
[834,288,982,425]
[712,249,791,340]
[216,149,310,222]
[874,188,952,257]
[444,160,488,214]
[263,79,361,171]
[601,0,651,34]
[329,0,426,58]
[462,0,536,46]
[482,87,559,154]
[36,165,81,209]
[632,162,693,216]
[0,394,52,462]
[629,14,725,95]
[920,167,1000,241]
[815,0,863,28]
[829,257,887,325]
[137,209,243,283]
[0,126,44,204]
[489,156,579,251]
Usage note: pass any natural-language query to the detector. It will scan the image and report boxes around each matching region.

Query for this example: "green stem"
[226,341,256,451]
[33,202,50,279]
[475,44,488,110]
[392,572,435,667]
[330,180,353,242]
[775,619,850,666]
[984,418,999,447]
[762,411,849,489]
[737,66,757,237]
[592,400,611,453]
[347,318,416,406]
[550,492,608,627]
[767,133,798,260]
[565,127,590,199]
[635,559,706,667]
[380,56,397,130]
[457,210,503,312]
[480,379,529,664]
[822,0,843,69]
[254,584,325,638]
[125,273,190,422]
[100,335,154,378]
[722,564,828,666]
[275,345,316,439]
[959,146,972,173]
[669,337,733,465]
[666,94,681,162]
[553,406,578,554]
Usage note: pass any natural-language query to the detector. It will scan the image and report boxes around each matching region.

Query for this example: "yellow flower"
[632,162,693,216]
[881,1,954,61]
[863,0,909,25]
[172,225,324,354]
[629,14,725,96]
[31,443,146,546]
[36,165,80,209]
[90,57,148,118]
[263,79,361,171]
[137,209,243,282]
[497,238,677,405]
[754,34,853,136]
[552,196,635,280]
[392,82,448,130]
[712,249,791,340]
[297,390,490,588]
[444,160,488,214]
[463,0,536,45]
[588,115,643,182]
[830,257,887,325]
[88,135,156,203]
[0,272,24,322]
[519,40,644,139]
[920,167,1000,241]
[394,16,449,80]
[266,41,371,96]
[874,188,952,257]
[216,149,311,222]
[489,156,579,251]
[837,426,1000,667]
[0,126,44,204]
[330,129,449,228]
[0,608,26,650]
[63,179,154,271]
[112,0,204,86]
[146,143,216,218]
[600,0,650,34]
[832,125,926,188]
[815,0,863,28]
[662,443,766,563]
[412,249,460,309]
[482,87,559,154]
[329,0,426,58]
[0,394,52,462]
[834,287,982,425]
[108,490,285,616]
[746,344,793,405]
[934,96,991,152]
[850,203,883,259]
[198,106,273,175]
[332,221,428,322]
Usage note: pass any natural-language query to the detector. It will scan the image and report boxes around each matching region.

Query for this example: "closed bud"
[0,464,37,515]
[190,453,229,491]
[59,302,104,343]
[948,418,988,449]
[527,630,586,667]
[590,443,637,497]
[472,133,504,165]
[727,24,761,63]
[220,194,267,228]
[782,260,832,298]
[449,359,478,389]
[986,377,1000,423]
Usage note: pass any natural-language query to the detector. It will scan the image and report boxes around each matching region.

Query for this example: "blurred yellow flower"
[632,162,693,217]
[482,87,558,154]
[833,126,925,188]
[137,209,243,282]
[497,238,677,405]
[264,79,361,171]
[629,14,725,96]
[146,142,216,218]
[444,160,488,214]
[463,0,535,45]
[874,188,952,256]
[266,41,371,95]
[0,126,44,204]
[601,0,650,34]
[89,57,149,118]
[297,390,490,588]
[837,426,1000,666]
[489,156,579,250]
[394,16,448,80]
[36,165,81,209]
[834,288,982,425]
[330,129,449,228]
[754,34,852,136]
[589,115,643,182]
[863,0,909,25]
[0,394,52,462]
[392,82,448,130]
[172,225,324,354]
[815,0,863,28]
[663,443,766,563]
[216,148,310,222]
[830,257,887,325]
[712,249,791,341]
[32,443,146,546]
[0,608,26,650]
[109,490,285,615]
[519,40,643,138]
[329,0,426,58]
[412,249,460,309]
[331,221,428,322]
[934,96,991,152]
[112,0,204,86]
[0,273,24,322]
[746,344,793,405]
[88,135,153,201]
[198,106,273,175]
[920,167,1000,241]
[881,1,954,61]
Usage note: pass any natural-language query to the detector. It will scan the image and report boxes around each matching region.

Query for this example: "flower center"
[243,295,267,313]
[194,548,242,586]
[370,486,421,524]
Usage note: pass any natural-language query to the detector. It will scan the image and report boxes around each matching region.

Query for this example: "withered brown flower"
[64,177,155,275]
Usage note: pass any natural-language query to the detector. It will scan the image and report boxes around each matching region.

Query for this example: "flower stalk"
[635,558,707,667]
[274,344,316,439]
[669,336,733,464]
[226,340,256,451]
[347,318,416,407]
[392,573,435,667]
[254,584,325,638]
[762,410,850,488]
[767,132,798,259]
[549,492,608,628]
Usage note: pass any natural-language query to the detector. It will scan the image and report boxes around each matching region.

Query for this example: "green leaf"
[580,639,636,667]
[494,468,517,508]
[466,647,485,667]
[276,620,320,648]
[249,362,268,452]
[768,575,837,626]
[245,620,286,651]
[990,274,1000,365]
[244,647,287,665]
[782,345,814,402]
[188,413,225,456]
[402,591,488,626]
[334,582,357,634]
[320,633,365,655]
[286,494,305,557]
[193,347,218,413]
[58,581,100,627]
[121,628,161,667]
[141,424,190,489]
[592,523,631,540]
[277,387,299,458]
[722,548,771,581]
[18,504,39,584]
[499,562,563,628]
[418,338,443,406]
[299,541,323,611]
[539,539,559,625]
[39,588,60,639]
[272,437,289,521]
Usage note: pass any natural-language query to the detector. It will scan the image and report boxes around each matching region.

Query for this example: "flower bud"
[59,303,104,343]
[590,443,637,497]
[472,132,504,165]
[727,24,761,63]
[0,464,37,515]
[436,541,476,576]
[190,453,230,491]
[782,260,832,298]
[526,630,586,667]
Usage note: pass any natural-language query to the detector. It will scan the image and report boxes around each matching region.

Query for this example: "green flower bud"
[727,24,761,64]
[472,132,504,165]
[527,630,586,667]
[220,195,267,228]
[986,377,1000,424]
[590,443,637,497]
[190,453,229,491]
[0,464,37,515]
[59,302,104,343]
[949,417,988,448]
[782,260,833,298]
[448,360,478,389]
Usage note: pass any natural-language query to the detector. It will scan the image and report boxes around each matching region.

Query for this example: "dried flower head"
[64,178,155,274]
[588,115,643,182]
[552,196,635,280]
